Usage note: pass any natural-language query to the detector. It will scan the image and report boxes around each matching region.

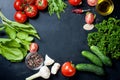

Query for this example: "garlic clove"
[44,54,55,66]
[39,66,50,79]
[51,63,61,75]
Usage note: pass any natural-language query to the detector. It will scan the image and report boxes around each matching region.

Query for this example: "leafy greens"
[87,17,120,59]
[48,0,67,19]
[0,11,40,62]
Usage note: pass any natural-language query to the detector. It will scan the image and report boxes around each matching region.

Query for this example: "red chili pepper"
[72,9,90,14]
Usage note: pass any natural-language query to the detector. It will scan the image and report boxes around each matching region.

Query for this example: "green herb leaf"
[15,38,22,43]
[25,36,34,41]
[4,23,16,39]
[16,27,40,39]
[4,40,21,48]
[20,39,30,50]
[13,24,40,39]
[0,24,4,31]
[11,22,35,29]
[0,45,24,62]
[17,32,28,40]
[20,48,27,57]
[0,38,11,43]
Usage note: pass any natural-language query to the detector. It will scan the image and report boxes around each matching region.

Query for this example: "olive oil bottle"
[96,0,114,16]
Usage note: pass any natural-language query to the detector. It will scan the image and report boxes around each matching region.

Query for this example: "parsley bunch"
[88,18,120,59]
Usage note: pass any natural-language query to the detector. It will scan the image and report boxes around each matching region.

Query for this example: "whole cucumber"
[82,51,103,67]
[90,46,112,66]
[76,63,105,76]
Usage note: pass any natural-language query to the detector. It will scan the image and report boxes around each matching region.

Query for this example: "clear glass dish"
[25,52,44,70]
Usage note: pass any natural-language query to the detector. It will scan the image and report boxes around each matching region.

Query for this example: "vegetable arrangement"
[76,45,112,76]
[88,18,120,59]
[90,46,112,66]
[82,51,103,67]
[26,54,61,80]
[13,0,67,23]
[25,45,112,79]
[60,45,112,77]
[1,0,120,79]
[70,0,96,31]
[24,18,120,79]
[14,0,48,23]
[0,11,40,62]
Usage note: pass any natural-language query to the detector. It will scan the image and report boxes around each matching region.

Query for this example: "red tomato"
[29,43,39,53]
[35,0,48,10]
[61,62,76,77]
[87,0,98,6]
[24,0,36,4]
[14,11,27,23]
[24,5,38,18]
[85,12,95,24]
[68,0,82,6]
[14,0,25,11]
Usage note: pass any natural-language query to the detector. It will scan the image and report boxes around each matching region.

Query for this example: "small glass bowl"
[25,52,44,70]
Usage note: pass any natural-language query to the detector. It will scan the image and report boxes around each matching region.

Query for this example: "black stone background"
[0,0,120,80]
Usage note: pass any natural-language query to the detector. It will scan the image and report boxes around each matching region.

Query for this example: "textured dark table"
[0,0,120,80]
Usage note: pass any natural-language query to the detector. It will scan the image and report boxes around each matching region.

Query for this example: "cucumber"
[76,63,105,76]
[82,51,103,67]
[90,46,112,66]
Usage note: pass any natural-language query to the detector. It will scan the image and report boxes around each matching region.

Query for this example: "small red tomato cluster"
[14,0,48,23]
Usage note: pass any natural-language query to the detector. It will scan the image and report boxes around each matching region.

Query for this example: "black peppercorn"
[25,53,44,70]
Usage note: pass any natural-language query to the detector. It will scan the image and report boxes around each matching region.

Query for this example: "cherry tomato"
[61,62,76,77]
[23,0,36,4]
[68,0,82,6]
[87,0,98,6]
[14,11,27,23]
[85,12,95,24]
[35,0,48,10]
[29,43,39,53]
[24,5,38,18]
[14,0,25,11]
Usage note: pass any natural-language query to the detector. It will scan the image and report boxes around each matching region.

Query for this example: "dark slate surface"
[0,0,120,80]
